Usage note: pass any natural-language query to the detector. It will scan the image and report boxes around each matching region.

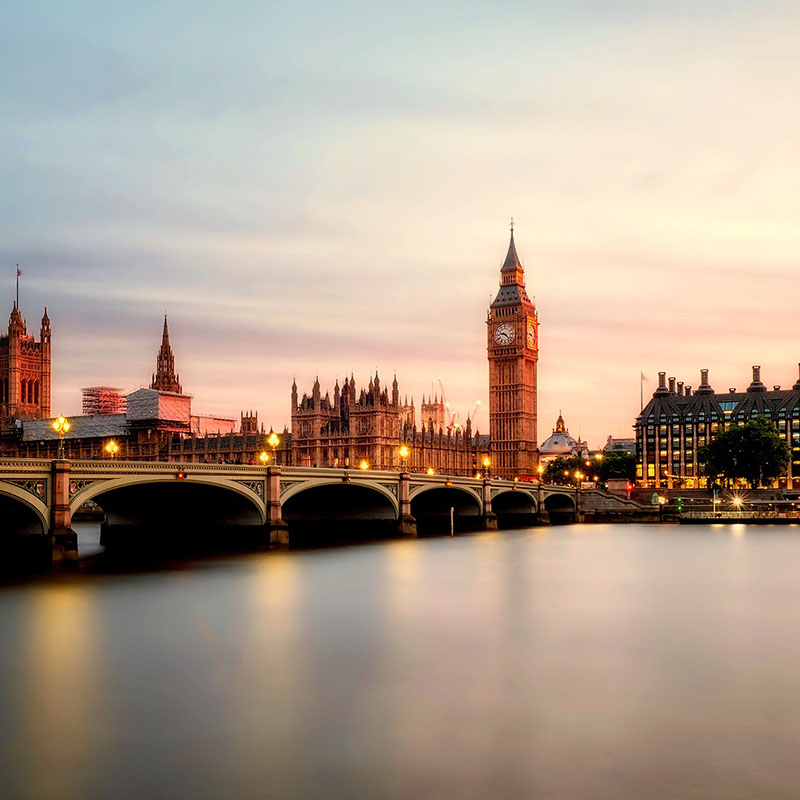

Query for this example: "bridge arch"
[281,480,399,544]
[71,476,266,550]
[491,488,538,529]
[0,484,49,534]
[410,485,483,534]
[544,491,577,523]
[281,478,399,516]
[492,488,538,512]
[409,483,482,507]
[70,475,265,523]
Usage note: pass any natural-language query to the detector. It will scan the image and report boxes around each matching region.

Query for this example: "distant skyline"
[2,1,799,447]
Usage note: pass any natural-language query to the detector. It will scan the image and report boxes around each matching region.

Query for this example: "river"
[2,522,800,799]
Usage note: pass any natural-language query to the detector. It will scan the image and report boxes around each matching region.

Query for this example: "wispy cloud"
[2,0,799,446]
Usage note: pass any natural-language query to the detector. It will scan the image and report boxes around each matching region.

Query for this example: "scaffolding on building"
[81,386,127,416]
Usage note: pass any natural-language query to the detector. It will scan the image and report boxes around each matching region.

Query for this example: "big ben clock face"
[494,323,515,345]
[527,323,536,348]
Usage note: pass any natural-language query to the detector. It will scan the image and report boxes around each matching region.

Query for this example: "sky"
[2,0,799,447]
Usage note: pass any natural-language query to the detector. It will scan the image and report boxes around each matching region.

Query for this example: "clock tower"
[487,223,538,479]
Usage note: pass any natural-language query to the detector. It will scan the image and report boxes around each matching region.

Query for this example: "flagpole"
[15,264,19,308]
[640,372,644,411]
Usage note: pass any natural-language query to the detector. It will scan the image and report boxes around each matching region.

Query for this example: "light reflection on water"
[3,524,800,798]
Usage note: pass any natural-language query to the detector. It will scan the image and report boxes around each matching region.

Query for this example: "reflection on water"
[3,524,800,799]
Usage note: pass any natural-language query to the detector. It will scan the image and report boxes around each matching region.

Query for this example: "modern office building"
[636,366,800,488]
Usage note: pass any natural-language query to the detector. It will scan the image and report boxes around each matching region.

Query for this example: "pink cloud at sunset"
[1,1,798,446]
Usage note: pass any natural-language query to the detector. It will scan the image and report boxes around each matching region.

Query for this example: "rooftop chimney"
[668,377,676,394]
[794,363,800,391]
[696,369,714,395]
[774,385,781,391]
[685,386,692,396]
[677,381,684,395]
[747,364,766,393]
[655,371,669,396]
[729,388,736,394]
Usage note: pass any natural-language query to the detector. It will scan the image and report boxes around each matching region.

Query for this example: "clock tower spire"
[487,222,538,479]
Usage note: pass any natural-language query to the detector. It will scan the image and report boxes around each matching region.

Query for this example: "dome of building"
[539,413,587,462]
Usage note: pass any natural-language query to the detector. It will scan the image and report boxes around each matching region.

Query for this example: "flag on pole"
[640,371,649,411]
[16,267,21,277]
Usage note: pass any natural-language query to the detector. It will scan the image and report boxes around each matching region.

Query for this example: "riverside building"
[636,366,800,489]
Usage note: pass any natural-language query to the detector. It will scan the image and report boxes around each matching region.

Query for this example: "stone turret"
[150,315,182,393]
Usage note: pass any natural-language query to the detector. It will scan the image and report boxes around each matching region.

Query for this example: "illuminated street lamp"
[259,451,269,466]
[105,440,119,459]
[360,459,370,470]
[399,444,409,470]
[267,430,280,465]
[482,455,491,479]
[426,466,435,476]
[537,464,544,483]
[52,415,70,459]
[594,453,604,460]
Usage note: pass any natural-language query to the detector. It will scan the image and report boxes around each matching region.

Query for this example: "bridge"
[0,459,578,566]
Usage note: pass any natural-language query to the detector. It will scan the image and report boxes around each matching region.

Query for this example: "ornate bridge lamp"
[482,455,491,479]
[399,444,410,471]
[537,464,545,483]
[267,430,280,466]
[105,440,119,460]
[52,415,70,460]
[360,459,370,471]
[259,450,269,467]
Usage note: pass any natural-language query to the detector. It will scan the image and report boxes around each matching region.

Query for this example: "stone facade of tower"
[291,373,477,474]
[487,227,539,479]
[150,315,182,393]
[0,302,51,435]
[420,394,446,431]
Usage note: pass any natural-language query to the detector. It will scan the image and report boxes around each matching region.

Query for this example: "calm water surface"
[3,523,800,799]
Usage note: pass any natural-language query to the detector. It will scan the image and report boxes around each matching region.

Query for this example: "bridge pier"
[482,479,498,531]
[398,472,417,537]
[51,459,79,566]
[536,481,550,525]
[266,465,290,546]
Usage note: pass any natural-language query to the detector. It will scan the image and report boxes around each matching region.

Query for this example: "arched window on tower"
[20,379,27,404]
[34,381,39,404]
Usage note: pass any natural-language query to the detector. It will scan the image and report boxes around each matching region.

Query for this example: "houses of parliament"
[0,228,542,476]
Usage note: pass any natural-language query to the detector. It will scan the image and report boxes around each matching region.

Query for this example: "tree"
[597,451,636,482]
[542,456,584,485]
[700,416,789,488]
[542,451,635,485]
